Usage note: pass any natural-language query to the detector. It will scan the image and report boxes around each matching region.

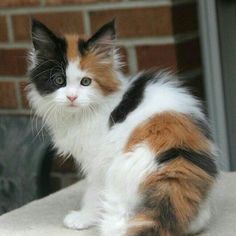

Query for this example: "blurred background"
[0,0,235,215]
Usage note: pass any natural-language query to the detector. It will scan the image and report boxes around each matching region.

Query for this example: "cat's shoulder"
[109,70,203,127]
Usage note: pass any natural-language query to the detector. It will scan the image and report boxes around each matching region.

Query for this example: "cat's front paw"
[63,210,95,230]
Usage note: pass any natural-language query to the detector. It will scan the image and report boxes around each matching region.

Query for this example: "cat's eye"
[54,76,65,86]
[81,77,92,86]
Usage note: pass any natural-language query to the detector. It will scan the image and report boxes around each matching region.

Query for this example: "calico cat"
[28,19,217,236]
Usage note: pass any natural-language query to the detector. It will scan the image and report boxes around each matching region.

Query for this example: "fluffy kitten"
[28,19,218,236]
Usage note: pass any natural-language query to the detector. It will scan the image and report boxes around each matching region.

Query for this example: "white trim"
[198,0,230,170]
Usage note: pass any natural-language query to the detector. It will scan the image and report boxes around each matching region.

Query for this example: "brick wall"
[0,0,203,191]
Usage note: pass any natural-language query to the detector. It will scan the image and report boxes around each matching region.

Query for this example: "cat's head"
[28,19,122,117]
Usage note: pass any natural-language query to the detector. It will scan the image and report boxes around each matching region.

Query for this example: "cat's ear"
[31,19,59,53]
[85,19,116,54]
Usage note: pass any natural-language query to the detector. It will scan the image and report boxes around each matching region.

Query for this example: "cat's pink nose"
[67,95,77,102]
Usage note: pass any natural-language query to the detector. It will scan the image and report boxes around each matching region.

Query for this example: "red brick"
[0,49,28,76]
[46,0,118,5]
[0,0,39,8]
[136,39,201,73]
[12,12,84,42]
[0,16,8,42]
[136,44,178,72]
[176,39,202,72]
[172,3,198,34]
[19,81,30,109]
[0,82,17,109]
[90,7,173,38]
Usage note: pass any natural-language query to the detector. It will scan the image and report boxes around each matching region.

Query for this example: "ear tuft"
[31,18,58,52]
[86,19,116,52]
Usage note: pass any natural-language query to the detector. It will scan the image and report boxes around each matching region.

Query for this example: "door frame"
[198,0,230,170]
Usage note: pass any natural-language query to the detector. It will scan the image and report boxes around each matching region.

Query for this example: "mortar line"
[0,32,199,49]
[172,0,196,6]
[82,11,91,35]
[0,109,30,115]
[6,14,14,43]
[0,0,173,15]
[40,0,46,6]
[126,46,138,75]
[14,81,23,109]
[0,76,28,81]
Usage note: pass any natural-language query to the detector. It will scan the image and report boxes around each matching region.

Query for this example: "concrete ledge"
[0,172,236,236]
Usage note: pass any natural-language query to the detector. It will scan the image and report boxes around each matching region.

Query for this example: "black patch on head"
[158,148,218,177]
[109,71,161,127]
[30,19,68,95]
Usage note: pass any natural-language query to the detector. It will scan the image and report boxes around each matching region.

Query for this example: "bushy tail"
[127,156,217,236]
[127,201,184,236]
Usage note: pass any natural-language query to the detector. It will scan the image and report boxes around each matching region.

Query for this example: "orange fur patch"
[127,212,156,236]
[64,34,120,95]
[65,34,80,61]
[140,157,213,230]
[126,158,214,235]
[125,112,210,154]
[80,50,120,95]
[124,112,214,235]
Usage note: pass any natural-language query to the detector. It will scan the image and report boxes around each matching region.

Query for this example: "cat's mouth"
[68,103,78,108]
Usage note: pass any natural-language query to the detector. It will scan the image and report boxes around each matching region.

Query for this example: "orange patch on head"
[65,34,80,61]
[125,112,210,154]
[80,49,120,95]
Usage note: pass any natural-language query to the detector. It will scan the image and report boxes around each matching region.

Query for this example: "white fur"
[100,145,157,236]
[28,63,211,235]
[188,198,212,234]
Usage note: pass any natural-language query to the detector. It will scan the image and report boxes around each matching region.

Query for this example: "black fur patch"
[109,71,161,127]
[135,226,160,236]
[158,148,218,177]
[30,19,68,95]
[78,19,116,56]
[87,19,116,49]
[192,116,213,140]
[139,193,180,236]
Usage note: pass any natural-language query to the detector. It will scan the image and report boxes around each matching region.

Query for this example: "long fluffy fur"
[28,19,217,236]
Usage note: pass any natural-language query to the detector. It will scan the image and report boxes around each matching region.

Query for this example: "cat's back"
[106,71,210,151]
[110,71,205,129]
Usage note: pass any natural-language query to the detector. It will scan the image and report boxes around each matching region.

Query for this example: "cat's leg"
[99,146,157,236]
[64,178,102,230]
[188,199,212,235]
[100,146,216,236]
